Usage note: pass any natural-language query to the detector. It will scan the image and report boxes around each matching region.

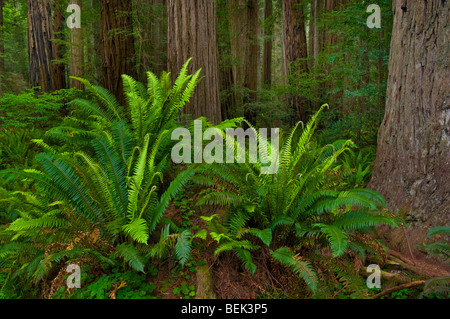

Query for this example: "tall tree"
[217,0,235,120]
[167,0,222,124]
[369,0,450,252]
[134,0,167,80]
[243,0,259,124]
[52,1,66,90]
[100,0,136,105]
[228,0,248,115]
[308,0,324,70]
[262,0,273,87]
[282,0,308,123]
[27,0,56,92]
[69,0,84,90]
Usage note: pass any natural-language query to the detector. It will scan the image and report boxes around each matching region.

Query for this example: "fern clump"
[0,60,204,296]
[194,105,399,295]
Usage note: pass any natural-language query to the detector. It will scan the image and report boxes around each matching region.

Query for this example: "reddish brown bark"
[135,0,167,80]
[282,0,308,123]
[262,0,273,87]
[243,0,259,124]
[100,0,136,105]
[27,0,56,92]
[167,0,222,124]
[369,0,450,253]
[69,0,84,90]
[53,1,66,91]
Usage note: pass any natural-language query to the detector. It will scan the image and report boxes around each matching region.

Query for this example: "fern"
[113,243,146,273]
[193,106,397,293]
[423,276,450,298]
[0,61,204,293]
[175,230,192,266]
[271,247,318,292]
[314,224,348,257]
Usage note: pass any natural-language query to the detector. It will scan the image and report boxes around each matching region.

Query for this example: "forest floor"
[148,198,449,300]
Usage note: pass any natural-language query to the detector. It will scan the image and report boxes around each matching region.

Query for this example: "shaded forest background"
[0,0,392,142]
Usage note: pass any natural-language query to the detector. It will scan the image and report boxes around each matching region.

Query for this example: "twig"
[402,225,417,266]
[371,281,426,299]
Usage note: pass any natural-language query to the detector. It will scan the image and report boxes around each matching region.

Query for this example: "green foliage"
[339,147,375,188]
[194,106,398,293]
[52,264,157,299]
[271,247,318,292]
[0,2,28,94]
[419,226,450,298]
[0,89,81,129]
[173,280,196,299]
[0,128,40,169]
[0,61,203,296]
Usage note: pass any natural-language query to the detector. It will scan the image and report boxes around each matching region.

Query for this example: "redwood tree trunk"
[369,0,450,253]
[282,0,308,123]
[53,1,66,91]
[243,0,259,124]
[228,0,248,115]
[70,0,84,90]
[262,0,273,87]
[100,0,136,105]
[167,0,222,124]
[135,0,167,80]
[27,0,56,92]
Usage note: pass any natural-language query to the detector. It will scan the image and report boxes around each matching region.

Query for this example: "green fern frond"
[148,166,195,232]
[423,276,450,298]
[113,243,146,273]
[122,218,149,244]
[249,228,273,247]
[271,247,318,292]
[214,239,260,257]
[235,248,257,275]
[175,229,192,266]
[333,211,399,231]
[313,224,348,257]
[427,226,450,238]
[37,153,102,220]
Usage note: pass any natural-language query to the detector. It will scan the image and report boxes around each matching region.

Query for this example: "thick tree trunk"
[228,0,247,115]
[53,1,66,91]
[308,0,323,70]
[243,0,259,124]
[27,0,56,92]
[262,0,273,87]
[282,0,308,123]
[100,0,136,105]
[369,0,450,254]
[167,0,222,124]
[217,0,235,120]
[69,0,84,90]
[135,0,167,80]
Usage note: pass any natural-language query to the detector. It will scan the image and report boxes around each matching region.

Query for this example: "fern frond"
[235,248,257,275]
[122,218,149,244]
[271,247,318,292]
[314,224,348,257]
[113,243,146,273]
[175,229,192,266]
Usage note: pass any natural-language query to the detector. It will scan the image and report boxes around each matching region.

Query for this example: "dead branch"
[371,281,426,299]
